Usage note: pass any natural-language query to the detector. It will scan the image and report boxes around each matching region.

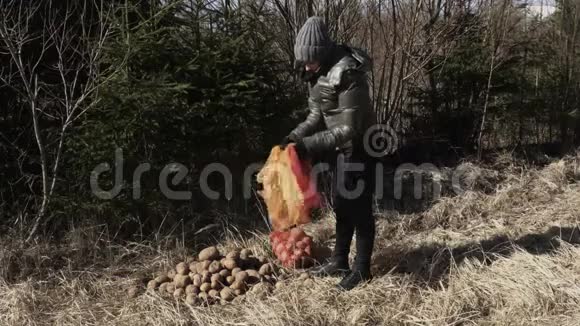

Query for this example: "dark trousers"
[329,150,375,272]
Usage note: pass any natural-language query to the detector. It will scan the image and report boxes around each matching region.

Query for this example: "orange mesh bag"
[256,144,321,231]
[257,145,321,268]
[269,227,314,268]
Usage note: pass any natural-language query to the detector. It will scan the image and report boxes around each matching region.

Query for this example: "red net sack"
[256,144,321,231]
[269,227,314,268]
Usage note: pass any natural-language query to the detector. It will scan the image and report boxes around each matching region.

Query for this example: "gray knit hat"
[294,17,333,63]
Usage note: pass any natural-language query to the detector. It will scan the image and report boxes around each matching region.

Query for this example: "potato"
[192,274,202,287]
[245,270,260,284]
[211,280,223,290]
[200,282,211,293]
[230,280,247,291]
[293,249,304,258]
[166,283,176,294]
[167,269,177,280]
[198,292,208,301]
[279,250,289,264]
[296,240,308,250]
[234,271,248,283]
[173,288,185,299]
[208,289,219,298]
[189,262,198,273]
[259,263,273,276]
[195,264,204,274]
[270,264,279,275]
[208,261,221,274]
[226,275,235,285]
[158,282,169,294]
[185,284,200,295]
[225,250,240,260]
[154,275,171,283]
[231,267,242,276]
[211,273,223,283]
[198,246,220,261]
[275,243,285,256]
[219,269,231,278]
[246,269,259,277]
[185,294,199,306]
[234,288,245,296]
[222,258,237,270]
[240,249,252,259]
[198,260,211,274]
[176,262,189,275]
[173,274,192,288]
[289,228,305,242]
[147,280,159,290]
[220,287,234,301]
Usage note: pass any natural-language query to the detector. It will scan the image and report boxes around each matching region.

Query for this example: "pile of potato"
[146,246,278,305]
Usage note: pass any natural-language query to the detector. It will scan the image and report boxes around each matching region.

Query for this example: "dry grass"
[1,153,580,325]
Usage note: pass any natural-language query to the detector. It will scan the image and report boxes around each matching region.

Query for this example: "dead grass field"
[0,153,579,325]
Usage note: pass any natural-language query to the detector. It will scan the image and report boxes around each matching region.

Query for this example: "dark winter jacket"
[290,46,375,156]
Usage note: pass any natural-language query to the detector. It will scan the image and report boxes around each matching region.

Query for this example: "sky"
[515,0,557,17]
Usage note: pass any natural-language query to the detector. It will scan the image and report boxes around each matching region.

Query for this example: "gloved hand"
[280,134,298,149]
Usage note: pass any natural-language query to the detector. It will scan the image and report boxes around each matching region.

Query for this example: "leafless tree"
[0,0,117,240]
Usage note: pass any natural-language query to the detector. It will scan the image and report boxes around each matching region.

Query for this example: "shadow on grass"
[372,226,580,284]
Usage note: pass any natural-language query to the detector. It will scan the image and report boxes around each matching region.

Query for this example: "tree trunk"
[478,53,495,160]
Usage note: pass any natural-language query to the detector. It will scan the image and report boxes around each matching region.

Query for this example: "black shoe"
[337,270,372,291]
[309,260,351,277]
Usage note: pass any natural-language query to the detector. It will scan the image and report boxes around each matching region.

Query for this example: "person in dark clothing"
[280,16,376,291]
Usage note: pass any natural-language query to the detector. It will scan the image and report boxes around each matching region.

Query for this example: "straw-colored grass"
[0,153,579,325]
